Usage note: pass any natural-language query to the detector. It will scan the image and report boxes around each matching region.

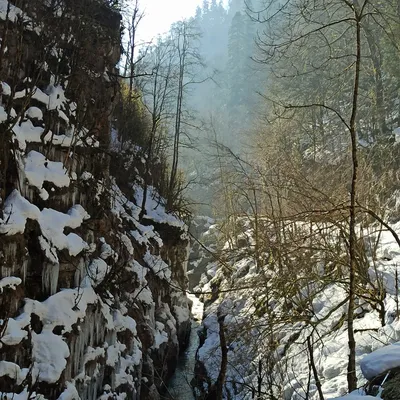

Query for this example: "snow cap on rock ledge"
[360,341,400,380]
[329,396,376,399]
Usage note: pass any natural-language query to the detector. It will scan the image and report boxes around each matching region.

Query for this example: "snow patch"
[32,330,70,383]
[0,361,28,384]
[0,276,22,292]
[26,106,43,120]
[24,150,70,200]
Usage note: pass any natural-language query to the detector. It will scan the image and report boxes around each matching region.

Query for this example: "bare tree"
[167,20,204,211]
[137,39,177,218]
[123,0,144,99]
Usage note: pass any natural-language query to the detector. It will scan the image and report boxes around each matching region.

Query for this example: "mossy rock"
[384,372,400,399]
[366,367,400,398]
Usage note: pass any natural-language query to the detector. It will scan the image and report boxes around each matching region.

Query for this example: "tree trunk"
[347,3,363,392]
[257,359,263,399]
[307,335,324,400]
[214,312,228,400]
[168,23,187,210]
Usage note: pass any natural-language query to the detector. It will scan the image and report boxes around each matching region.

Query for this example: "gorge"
[2,1,400,400]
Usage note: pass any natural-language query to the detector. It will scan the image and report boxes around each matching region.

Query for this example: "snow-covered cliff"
[0,1,192,399]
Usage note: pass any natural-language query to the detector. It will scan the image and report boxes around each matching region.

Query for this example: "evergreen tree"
[202,0,209,14]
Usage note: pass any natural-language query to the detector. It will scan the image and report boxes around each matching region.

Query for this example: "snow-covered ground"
[194,219,400,399]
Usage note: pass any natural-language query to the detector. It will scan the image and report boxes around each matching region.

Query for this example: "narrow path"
[167,294,204,399]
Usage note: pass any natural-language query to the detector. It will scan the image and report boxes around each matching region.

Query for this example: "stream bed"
[167,294,204,399]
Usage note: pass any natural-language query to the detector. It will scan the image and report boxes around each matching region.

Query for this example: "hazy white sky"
[136,0,203,45]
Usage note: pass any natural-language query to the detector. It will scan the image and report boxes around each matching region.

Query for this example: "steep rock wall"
[0,1,191,399]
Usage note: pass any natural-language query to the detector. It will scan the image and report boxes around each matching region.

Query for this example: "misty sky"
[136,0,229,45]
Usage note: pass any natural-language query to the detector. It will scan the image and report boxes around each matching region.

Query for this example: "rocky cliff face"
[0,1,191,399]
[187,216,218,291]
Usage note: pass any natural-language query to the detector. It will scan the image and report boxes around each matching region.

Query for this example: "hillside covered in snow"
[190,217,400,399]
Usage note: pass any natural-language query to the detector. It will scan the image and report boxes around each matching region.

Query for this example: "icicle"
[21,259,28,282]
[42,262,59,295]
[1,242,26,278]
[74,257,86,287]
